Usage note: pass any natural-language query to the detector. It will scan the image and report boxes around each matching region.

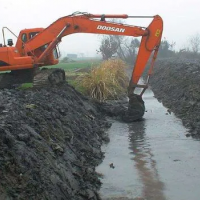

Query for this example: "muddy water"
[97,88,200,200]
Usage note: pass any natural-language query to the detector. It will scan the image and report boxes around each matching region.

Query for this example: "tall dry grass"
[77,59,129,102]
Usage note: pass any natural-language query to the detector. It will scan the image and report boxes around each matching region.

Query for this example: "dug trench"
[2,57,199,199]
[0,81,144,200]
[149,58,200,137]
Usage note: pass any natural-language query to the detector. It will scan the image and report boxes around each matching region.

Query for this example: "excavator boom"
[23,15,148,53]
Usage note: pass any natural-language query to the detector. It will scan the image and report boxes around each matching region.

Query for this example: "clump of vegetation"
[77,59,129,102]
[18,82,33,90]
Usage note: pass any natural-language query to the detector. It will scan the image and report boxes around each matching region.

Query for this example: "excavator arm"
[22,12,163,96]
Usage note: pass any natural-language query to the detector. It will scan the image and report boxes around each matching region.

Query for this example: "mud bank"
[0,83,111,200]
[150,59,200,136]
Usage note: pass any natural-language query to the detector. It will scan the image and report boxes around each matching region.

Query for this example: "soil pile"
[150,58,200,136]
[0,83,111,200]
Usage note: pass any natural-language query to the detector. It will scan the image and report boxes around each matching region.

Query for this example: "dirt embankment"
[0,83,111,200]
[150,59,200,136]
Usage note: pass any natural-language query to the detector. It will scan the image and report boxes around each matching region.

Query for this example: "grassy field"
[47,59,101,71]
[0,59,101,74]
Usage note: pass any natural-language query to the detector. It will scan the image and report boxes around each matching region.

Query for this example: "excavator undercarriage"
[0,68,66,89]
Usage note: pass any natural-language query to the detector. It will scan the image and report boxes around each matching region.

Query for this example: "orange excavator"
[0,11,163,117]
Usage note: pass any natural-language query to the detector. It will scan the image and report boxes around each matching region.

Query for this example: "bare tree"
[117,38,140,64]
[97,18,140,63]
[97,34,140,64]
[158,38,176,58]
[97,19,131,61]
[97,35,119,60]
[189,33,200,54]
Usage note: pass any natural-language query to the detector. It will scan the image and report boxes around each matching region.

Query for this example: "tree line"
[97,33,200,63]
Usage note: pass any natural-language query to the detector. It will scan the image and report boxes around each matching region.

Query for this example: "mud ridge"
[0,83,111,200]
[150,58,200,136]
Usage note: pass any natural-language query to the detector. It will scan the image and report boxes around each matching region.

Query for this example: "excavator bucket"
[123,94,145,122]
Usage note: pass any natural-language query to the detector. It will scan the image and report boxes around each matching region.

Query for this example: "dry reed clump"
[77,59,129,102]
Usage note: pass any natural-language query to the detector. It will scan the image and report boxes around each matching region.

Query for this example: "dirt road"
[97,88,200,200]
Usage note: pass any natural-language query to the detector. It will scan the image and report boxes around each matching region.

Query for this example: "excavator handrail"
[2,27,18,46]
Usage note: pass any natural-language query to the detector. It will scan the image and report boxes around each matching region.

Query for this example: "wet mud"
[2,58,200,199]
[0,75,145,199]
[0,83,111,200]
[150,59,200,136]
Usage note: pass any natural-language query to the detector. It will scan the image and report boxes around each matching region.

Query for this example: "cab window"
[21,33,27,43]
[53,48,59,59]
[29,32,39,39]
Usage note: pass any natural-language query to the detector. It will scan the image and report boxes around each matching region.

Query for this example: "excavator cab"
[15,28,60,66]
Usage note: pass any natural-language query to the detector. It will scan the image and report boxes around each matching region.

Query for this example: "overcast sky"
[0,0,199,57]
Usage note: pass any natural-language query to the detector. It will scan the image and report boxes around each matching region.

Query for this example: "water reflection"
[99,87,200,199]
[128,120,166,200]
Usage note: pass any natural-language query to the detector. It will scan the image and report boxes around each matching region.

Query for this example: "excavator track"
[0,69,34,89]
[0,68,66,89]
[33,68,66,88]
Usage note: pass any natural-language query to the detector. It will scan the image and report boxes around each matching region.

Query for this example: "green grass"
[67,79,87,94]
[0,60,101,91]
[18,82,33,89]
[0,59,101,75]
[47,60,101,71]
